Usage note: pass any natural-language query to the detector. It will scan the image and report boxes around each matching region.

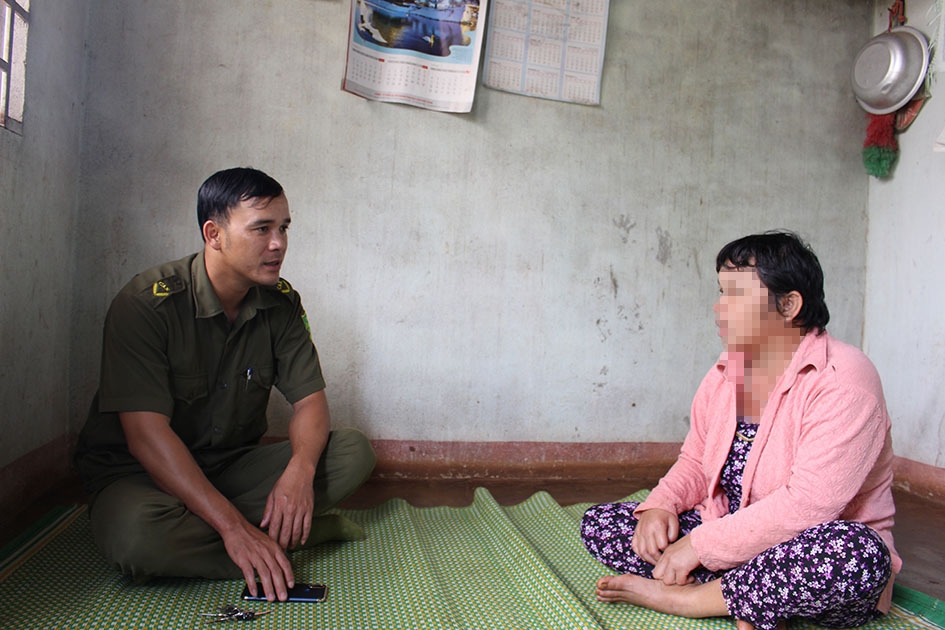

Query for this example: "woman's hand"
[652,535,700,586]
[632,508,680,566]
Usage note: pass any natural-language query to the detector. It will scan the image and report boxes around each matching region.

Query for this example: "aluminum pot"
[851,25,929,115]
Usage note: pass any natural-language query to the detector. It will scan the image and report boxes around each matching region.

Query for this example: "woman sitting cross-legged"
[581,231,899,630]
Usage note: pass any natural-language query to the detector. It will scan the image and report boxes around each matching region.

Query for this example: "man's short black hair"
[197,167,284,239]
[715,230,830,332]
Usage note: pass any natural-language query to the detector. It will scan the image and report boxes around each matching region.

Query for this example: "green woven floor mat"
[892,584,945,628]
[0,504,80,580]
[0,489,942,629]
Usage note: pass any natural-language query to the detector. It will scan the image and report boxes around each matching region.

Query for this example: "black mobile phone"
[241,582,328,603]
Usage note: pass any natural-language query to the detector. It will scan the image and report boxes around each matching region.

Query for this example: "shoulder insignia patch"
[275,278,293,294]
[152,276,185,297]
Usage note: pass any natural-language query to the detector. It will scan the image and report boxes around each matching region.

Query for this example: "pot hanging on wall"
[851,26,930,115]
[850,25,931,178]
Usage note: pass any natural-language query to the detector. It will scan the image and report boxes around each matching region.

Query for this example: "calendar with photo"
[343,0,488,113]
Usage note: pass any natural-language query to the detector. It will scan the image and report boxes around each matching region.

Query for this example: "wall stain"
[613,214,637,244]
[596,317,611,342]
[656,228,673,265]
[594,268,619,300]
[617,301,644,331]
[593,365,609,391]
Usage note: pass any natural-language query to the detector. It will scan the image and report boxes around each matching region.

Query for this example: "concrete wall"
[0,0,89,470]
[18,1,943,482]
[864,0,945,467]
[68,0,872,448]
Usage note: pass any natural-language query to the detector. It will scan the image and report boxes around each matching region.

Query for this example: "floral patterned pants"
[581,502,891,630]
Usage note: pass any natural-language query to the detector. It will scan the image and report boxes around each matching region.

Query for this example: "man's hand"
[631,508,679,565]
[260,460,316,549]
[260,390,330,550]
[221,518,296,602]
[652,534,700,586]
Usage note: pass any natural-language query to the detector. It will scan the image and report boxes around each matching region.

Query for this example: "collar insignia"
[275,279,292,294]
[152,276,184,297]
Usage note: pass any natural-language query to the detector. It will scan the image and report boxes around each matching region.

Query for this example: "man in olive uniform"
[75,167,375,602]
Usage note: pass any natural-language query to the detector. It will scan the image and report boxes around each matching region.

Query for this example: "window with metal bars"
[1,0,29,134]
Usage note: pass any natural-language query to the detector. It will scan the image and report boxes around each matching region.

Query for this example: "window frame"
[1,0,30,134]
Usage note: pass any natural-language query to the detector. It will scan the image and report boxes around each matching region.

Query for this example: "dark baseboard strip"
[0,434,76,518]
[3,436,943,506]
[893,456,945,503]
[370,439,681,480]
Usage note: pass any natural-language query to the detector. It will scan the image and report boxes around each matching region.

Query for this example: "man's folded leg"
[214,427,376,545]
[88,428,376,581]
[89,473,242,582]
[213,427,376,521]
[312,427,377,511]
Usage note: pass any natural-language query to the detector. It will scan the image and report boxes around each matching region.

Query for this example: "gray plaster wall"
[0,0,89,469]
[5,1,893,473]
[68,0,871,446]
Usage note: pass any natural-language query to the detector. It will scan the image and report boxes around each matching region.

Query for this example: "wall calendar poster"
[343,0,488,113]
[482,0,610,105]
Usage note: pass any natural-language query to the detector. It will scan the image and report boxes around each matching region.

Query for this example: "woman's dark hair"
[196,167,284,239]
[715,230,829,333]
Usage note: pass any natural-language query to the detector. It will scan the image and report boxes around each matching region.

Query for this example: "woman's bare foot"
[736,620,787,630]
[595,574,728,619]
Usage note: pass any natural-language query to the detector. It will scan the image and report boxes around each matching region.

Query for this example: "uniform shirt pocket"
[235,364,274,435]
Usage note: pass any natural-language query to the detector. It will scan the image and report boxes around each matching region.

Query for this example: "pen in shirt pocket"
[244,367,254,391]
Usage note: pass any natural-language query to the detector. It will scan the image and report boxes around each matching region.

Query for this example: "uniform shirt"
[75,253,325,495]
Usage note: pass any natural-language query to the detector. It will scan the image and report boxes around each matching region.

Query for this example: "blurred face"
[714,264,787,351]
[216,193,291,288]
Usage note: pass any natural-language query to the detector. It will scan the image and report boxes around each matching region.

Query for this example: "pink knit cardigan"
[636,331,900,611]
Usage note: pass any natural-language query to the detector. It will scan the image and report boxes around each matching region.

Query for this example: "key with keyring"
[199,604,271,623]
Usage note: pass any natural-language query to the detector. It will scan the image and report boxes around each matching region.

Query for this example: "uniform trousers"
[88,427,375,581]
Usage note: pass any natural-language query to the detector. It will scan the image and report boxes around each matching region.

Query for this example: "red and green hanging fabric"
[862,113,898,178]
